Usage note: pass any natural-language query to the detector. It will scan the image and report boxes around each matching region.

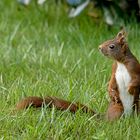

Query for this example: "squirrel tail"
[15,96,95,115]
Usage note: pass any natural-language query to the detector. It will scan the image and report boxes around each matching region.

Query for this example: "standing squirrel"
[99,29,140,121]
[15,30,140,121]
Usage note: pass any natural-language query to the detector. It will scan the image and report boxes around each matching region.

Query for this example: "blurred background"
[17,0,140,26]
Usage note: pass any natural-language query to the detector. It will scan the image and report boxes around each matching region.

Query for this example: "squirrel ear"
[116,29,127,39]
[116,29,127,45]
[118,36,126,45]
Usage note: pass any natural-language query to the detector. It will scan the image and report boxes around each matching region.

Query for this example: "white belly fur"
[115,62,134,115]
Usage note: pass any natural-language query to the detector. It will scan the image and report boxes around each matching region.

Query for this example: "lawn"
[0,0,140,139]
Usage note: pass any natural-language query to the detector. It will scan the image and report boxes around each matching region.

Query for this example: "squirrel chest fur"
[115,62,134,114]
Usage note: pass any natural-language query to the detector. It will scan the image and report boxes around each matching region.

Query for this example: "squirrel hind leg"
[16,96,44,110]
[106,102,124,121]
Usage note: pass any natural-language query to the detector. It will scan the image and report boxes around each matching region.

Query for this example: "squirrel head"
[99,30,128,61]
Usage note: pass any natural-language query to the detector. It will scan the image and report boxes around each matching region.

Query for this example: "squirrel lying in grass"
[15,30,140,121]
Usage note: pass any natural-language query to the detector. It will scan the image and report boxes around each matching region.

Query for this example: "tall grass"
[0,0,140,139]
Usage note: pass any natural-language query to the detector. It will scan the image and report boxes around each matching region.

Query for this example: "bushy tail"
[15,96,95,115]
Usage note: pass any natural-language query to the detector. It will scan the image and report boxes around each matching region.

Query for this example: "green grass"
[0,1,140,139]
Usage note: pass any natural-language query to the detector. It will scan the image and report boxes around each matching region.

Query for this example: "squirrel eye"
[109,44,115,49]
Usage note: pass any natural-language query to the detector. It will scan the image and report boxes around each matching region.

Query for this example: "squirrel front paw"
[128,85,137,95]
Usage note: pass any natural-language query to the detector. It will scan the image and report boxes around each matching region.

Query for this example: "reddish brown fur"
[99,30,140,120]
[16,96,44,109]
[16,96,95,115]
[106,102,124,121]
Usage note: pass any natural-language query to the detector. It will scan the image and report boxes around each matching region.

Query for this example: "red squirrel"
[15,30,140,121]
[99,29,140,120]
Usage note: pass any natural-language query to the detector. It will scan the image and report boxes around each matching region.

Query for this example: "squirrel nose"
[99,45,102,51]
